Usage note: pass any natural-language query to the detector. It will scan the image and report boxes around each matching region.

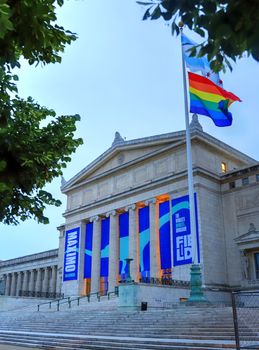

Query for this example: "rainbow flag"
[188,72,241,127]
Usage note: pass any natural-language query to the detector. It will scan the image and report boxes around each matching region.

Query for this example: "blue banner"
[138,206,150,278]
[84,222,93,279]
[63,227,80,281]
[119,212,129,280]
[159,201,172,271]
[172,194,200,266]
[100,217,110,277]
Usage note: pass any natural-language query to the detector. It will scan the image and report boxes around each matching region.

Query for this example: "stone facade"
[58,120,259,297]
[2,120,259,300]
[0,249,59,298]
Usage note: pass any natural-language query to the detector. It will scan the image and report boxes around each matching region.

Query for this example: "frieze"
[154,158,170,177]
[134,165,149,183]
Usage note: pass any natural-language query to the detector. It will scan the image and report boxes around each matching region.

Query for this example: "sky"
[1,0,259,260]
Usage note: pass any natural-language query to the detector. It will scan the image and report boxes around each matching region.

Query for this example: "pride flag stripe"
[189,72,241,102]
[188,72,241,127]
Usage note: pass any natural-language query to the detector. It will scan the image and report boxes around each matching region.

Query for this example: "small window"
[256,174,259,182]
[229,181,235,189]
[221,162,227,173]
[242,177,249,186]
[254,253,259,279]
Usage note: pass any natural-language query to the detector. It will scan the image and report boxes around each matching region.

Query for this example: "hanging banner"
[172,193,200,266]
[84,222,93,279]
[159,201,172,275]
[100,217,110,295]
[100,217,110,277]
[63,227,80,281]
[119,212,129,280]
[138,206,150,278]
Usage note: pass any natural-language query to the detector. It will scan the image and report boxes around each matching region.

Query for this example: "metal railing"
[37,288,119,312]
[108,286,119,300]
[231,291,259,350]
[37,296,69,312]
[19,290,64,299]
[138,277,190,288]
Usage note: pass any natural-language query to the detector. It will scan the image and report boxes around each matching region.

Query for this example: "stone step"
[0,320,236,327]
[0,302,255,350]
[0,329,238,340]
[0,322,235,330]
[0,332,237,350]
[0,324,235,330]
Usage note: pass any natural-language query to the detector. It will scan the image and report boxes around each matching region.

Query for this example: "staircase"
[0,297,255,350]
[0,296,48,312]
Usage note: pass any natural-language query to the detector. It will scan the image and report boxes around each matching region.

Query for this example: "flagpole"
[179,23,206,302]
[179,24,197,265]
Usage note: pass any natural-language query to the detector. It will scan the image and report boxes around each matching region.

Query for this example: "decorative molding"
[125,204,136,212]
[145,198,156,206]
[106,210,116,218]
[90,215,99,223]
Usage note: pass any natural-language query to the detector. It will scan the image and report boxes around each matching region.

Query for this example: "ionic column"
[5,274,11,296]
[35,269,42,293]
[145,198,159,278]
[22,271,29,292]
[28,269,36,293]
[10,273,17,296]
[16,272,23,297]
[50,266,57,294]
[42,268,49,294]
[126,204,138,282]
[90,216,101,293]
[107,210,119,292]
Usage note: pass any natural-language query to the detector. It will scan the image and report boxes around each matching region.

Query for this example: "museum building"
[1,116,259,299]
[58,116,259,297]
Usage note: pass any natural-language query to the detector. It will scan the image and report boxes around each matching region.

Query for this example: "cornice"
[0,249,58,268]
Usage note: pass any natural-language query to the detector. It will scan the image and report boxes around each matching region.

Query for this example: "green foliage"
[0,1,83,225]
[0,0,76,67]
[137,0,259,71]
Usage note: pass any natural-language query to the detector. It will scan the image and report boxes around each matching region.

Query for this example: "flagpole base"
[188,264,207,303]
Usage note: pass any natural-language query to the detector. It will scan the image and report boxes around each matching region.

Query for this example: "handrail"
[108,286,119,300]
[56,292,100,311]
[37,288,119,312]
[37,296,69,312]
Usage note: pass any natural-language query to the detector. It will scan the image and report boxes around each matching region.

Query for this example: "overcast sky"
[1,0,258,260]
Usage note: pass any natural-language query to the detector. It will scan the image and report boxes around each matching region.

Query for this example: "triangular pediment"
[235,224,259,245]
[62,131,186,192]
[62,125,257,193]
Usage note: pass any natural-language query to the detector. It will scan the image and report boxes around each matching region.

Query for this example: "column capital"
[125,204,136,212]
[90,215,100,222]
[106,210,116,217]
[145,198,156,206]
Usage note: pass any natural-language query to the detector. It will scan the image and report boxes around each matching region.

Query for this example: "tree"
[137,0,259,71]
[0,0,83,225]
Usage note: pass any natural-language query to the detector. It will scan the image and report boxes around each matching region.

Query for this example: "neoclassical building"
[0,249,60,298]
[58,117,259,297]
[1,117,259,300]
